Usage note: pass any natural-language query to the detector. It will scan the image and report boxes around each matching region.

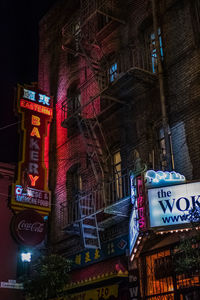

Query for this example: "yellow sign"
[55,284,118,300]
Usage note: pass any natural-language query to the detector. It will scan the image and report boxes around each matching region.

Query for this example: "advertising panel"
[148,181,200,228]
[11,85,53,215]
[10,209,46,246]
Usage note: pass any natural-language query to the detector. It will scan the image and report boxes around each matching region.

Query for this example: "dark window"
[191,0,200,45]
[158,127,174,171]
[66,165,82,223]
[98,13,110,31]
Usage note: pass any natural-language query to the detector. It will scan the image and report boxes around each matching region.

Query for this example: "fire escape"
[60,0,158,249]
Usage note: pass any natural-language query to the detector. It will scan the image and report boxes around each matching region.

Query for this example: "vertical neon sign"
[11,84,53,215]
[136,176,147,230]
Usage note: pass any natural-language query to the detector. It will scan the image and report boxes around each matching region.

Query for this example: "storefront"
[139,233,200,300]
[129,170,200,300]
[55,256,129,300]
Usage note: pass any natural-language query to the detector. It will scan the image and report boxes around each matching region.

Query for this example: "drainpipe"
[151,0,172,171]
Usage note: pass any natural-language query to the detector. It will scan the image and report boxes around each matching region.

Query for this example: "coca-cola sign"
[11,209,46,246]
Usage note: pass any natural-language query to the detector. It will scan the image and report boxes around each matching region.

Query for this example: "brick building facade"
[38,0,200,299]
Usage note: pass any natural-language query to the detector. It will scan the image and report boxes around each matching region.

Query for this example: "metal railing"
[61,47,156,125]
[60,170,130,229]
[80,0,122,24]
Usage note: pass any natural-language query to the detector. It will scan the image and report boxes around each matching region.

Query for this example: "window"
[66,165,82,223]
[145,250,174,298]
[109,62,118,82]
[67,86,81,117]
[113,151,122,199]
[72,172,82,195]
[150,27,163,73]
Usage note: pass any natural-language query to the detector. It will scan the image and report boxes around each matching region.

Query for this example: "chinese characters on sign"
[70,235,128,269]
[11,85,53,215]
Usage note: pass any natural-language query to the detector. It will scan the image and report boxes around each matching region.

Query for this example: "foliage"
[23,254,71,300]
[173,235,200,274]
[188,206,200,225]
[173,207,200,274]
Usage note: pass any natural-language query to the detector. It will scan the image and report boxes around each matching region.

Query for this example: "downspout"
[151,0,172,170]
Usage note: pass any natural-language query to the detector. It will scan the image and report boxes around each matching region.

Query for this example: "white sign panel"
[148,182,200,228]
[129,202,139,254]
[0,281,23,289]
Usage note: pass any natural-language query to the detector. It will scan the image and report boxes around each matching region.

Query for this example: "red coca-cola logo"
[11,209,46,246]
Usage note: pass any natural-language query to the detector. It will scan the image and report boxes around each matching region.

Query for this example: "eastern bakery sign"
[11,209,46,246]
[148,181,200,229]
[11,85,53,215]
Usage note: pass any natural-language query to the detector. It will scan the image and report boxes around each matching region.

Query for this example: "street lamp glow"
[21,252,32,262]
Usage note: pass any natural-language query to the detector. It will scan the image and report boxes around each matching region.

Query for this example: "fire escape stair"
[77,117,106,182]
[79,197,101,249]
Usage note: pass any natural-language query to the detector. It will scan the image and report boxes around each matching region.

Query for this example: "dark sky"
[0,0,56,164]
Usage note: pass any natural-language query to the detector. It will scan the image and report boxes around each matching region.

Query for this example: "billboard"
[11,85,53,215]
[148,181,200,229]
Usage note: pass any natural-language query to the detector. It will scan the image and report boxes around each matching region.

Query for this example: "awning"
[65,256,128,290]
[57,284,119,300]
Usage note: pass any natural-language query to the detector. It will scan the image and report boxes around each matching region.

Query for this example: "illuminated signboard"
[136,176,147,231]
[129,174,146,257]
[148,181,200,229]
[145,170,185,188]
[129,202,139,255]
[129,173,139,255]
[11,85,53,215]
[130,172,136,205]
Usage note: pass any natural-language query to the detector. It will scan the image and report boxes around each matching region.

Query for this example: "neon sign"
[20,99,52,116]
[23,88,50,106]
[11,84,53,215]
[130,173,136,205]
[145,170,186,187]
[136,176,147,230]
[15,185,50,208]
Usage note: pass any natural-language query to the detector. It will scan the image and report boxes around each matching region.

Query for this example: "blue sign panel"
[69,235,128,269]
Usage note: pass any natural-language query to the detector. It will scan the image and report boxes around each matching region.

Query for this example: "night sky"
[0,0,56,164]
